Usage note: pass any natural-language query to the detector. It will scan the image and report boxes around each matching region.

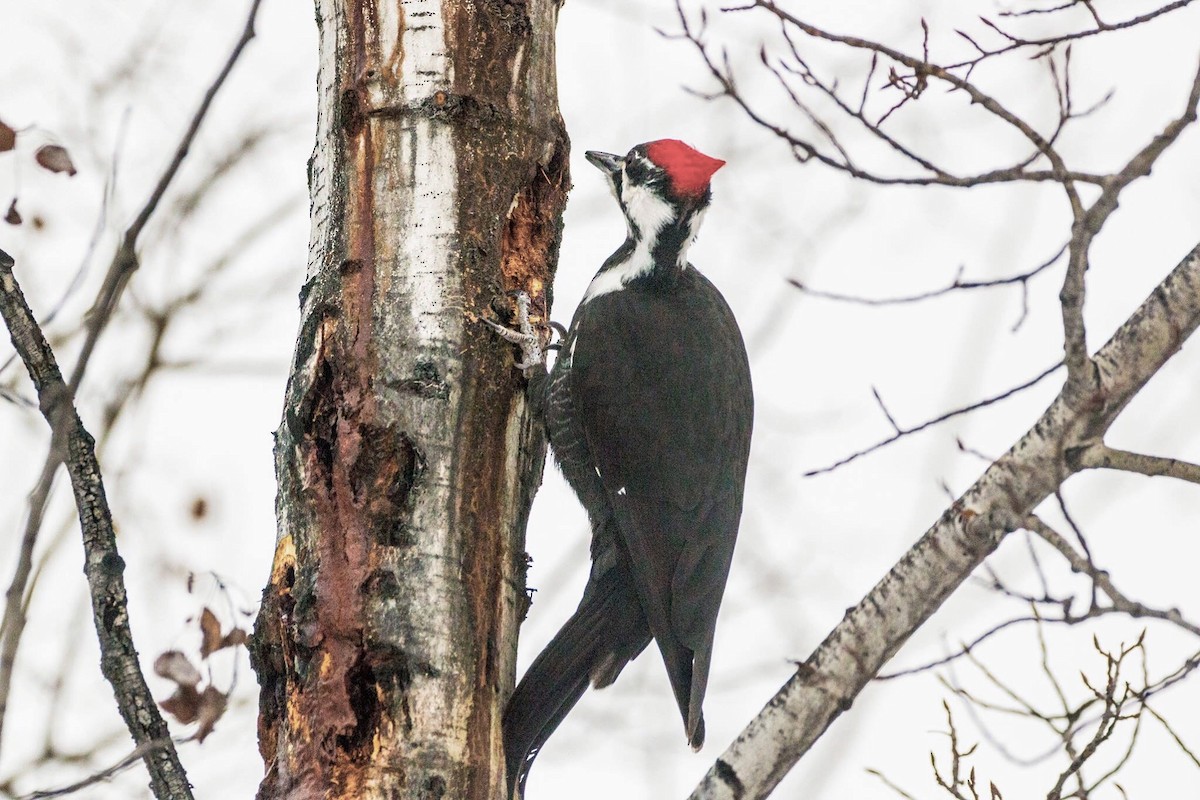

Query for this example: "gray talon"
[485,290,544,370]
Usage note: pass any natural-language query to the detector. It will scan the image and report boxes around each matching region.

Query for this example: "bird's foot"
[483,290,546,371]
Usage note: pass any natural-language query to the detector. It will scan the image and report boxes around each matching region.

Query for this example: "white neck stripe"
[583,170,697,303]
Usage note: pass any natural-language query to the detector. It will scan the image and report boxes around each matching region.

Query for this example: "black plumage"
[503,141,753,797]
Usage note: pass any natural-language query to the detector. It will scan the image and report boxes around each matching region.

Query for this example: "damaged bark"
[251,1,568,798]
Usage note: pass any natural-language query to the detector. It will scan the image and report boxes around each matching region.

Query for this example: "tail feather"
[503,567,650,798]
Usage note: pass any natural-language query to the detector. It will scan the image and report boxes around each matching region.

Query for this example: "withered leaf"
[4,199,19,225]
[190,496,209,520]
[0,120,14,153]
[34,144,76,176]
[220,627,249,649]
[154,650,202,688]
[194,685,228,742]
[160,684,202,725]
[199,607,223,658]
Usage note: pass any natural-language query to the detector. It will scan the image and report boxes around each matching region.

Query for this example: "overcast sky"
[0,1,1198,798]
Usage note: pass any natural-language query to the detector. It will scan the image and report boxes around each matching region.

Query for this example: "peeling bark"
[251,1,568,798]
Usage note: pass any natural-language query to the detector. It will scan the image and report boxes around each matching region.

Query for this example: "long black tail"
[503,566,650,798]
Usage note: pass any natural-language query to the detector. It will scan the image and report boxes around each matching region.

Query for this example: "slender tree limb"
[803,360,1063,476]
[0,0,263,754]
[0,249,191,798]
[0,456,57,737]
[684,0,1082,192]
[1025,515,1200,637]
[1061,53,1200,401]
[689,241,1200,800]
[1071,444,1200,484]
[85,0,266,333]
[788,243,1065,308]
[983,1,1194,58]
[20,738,178,800]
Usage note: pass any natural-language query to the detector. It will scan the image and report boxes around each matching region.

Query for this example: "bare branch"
[672,1,1107,188]
[804,361,1063,476]
[755,3,1061,157]
[788,242,1066,332]
[1073,443,1200,484]
[20,738,179,800]
[1142,703,1200,769]
[979,1,1194,62]
[1061,53,1200,400]
[688,242,1200,800]
[1025,515,1200,637]
[0,0,264,751]
[0,249,192,798]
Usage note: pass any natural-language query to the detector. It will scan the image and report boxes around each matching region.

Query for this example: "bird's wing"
[569,275,752,737]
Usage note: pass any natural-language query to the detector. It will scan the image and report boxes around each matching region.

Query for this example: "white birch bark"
[254,2,569,798]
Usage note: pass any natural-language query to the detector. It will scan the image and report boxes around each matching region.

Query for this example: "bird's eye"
[624,157,652,185]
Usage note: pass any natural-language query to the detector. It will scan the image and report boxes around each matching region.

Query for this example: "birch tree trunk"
[251,2,568,798]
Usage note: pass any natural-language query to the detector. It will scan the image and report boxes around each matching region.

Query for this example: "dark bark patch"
[418,91,502,126]
[390,360,449,399]
[340,87,365,136]
[714,759,745,799]
[335,656,381,758]
[421,775,448,800]
[251,535,298,776]
[349,425,425,543]
[484,0,530,35]
[365,641,414,734]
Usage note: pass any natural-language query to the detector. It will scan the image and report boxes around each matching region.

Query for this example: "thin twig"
[1025,515,1200,637]
[804,361,1063,476]
[20,738,179,800]
[788,243,1065,313]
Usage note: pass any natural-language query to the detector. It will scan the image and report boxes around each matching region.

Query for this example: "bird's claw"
[484,290,545,371]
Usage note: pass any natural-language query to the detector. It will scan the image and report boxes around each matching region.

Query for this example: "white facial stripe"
[582,160,698,304]
[619,170,675,240]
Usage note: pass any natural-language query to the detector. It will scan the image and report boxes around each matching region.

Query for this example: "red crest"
[645,139,725,198]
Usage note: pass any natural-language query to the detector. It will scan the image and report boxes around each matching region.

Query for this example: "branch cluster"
[675,2,1200,798]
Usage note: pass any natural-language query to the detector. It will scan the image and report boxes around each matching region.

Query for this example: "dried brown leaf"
[194,685,228,742]
[190,496,209,520]
[34,144,76,176]
[199,607,223,658]
[154,650,202,688]
[4,199,19,226]
[160,684,202,725]
[221,628,249,649]
[0,120,14,153]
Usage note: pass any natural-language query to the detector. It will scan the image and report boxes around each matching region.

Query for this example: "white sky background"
[0,0,1198,798]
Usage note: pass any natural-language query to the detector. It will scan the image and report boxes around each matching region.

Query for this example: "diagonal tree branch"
[0,248,192,799]
[0,0,264,753]
[689,241,1200,800]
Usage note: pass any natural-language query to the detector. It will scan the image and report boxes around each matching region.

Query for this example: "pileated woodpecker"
[499,140,753,796]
